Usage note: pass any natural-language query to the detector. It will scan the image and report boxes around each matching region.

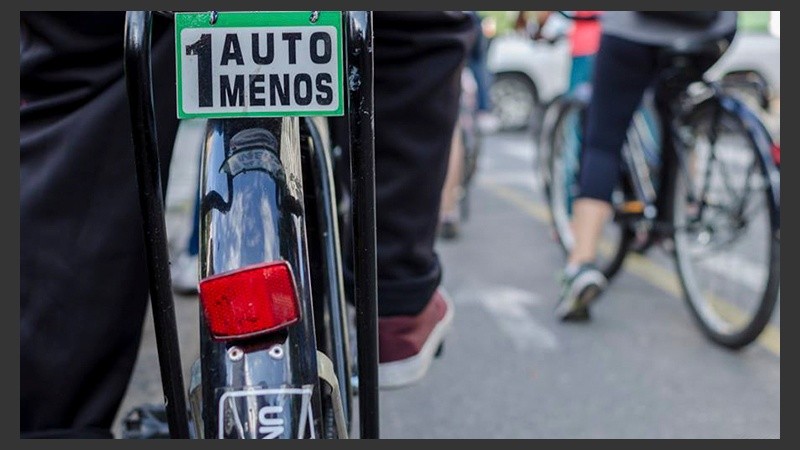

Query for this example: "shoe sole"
[555,271,607,320]
[378,292,454,389]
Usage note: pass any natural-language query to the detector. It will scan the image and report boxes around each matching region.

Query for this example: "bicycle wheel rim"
[547,102,630,279]
[672,108,780,347]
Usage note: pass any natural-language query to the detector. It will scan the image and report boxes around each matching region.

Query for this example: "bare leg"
[567,198,612,266]
[554,197,612,320]
[439,125,464,227]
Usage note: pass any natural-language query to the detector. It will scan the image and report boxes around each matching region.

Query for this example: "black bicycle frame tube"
[123,11,191,439]
[343,11,379,439]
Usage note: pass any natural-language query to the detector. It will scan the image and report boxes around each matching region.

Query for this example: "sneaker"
[438,218,461,240]
[171,253,199,296]
[378,289,454,389]
[554,263,607,321]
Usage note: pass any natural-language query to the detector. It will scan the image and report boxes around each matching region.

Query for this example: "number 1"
[186,34,212,107]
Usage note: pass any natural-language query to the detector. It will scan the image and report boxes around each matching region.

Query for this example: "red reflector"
[198,261,301,340]
[771,143,780,166]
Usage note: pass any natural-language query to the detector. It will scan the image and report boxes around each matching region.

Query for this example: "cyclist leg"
[573,35,660,262]
[338,12,475,387]
[438,124,465,239]
[556,33,660,320]
[20,13,179,437]
[171,130,203,296]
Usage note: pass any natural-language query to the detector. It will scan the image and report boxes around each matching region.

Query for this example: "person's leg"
[563,55,600,264]
[168,118,208,295]
[20,13,178,436]
[572,35,658,265]
[468,30,500,133]
[438,124,465,239]
[469,45,493,113]
[369,11,474,317]
[170,125,203,295]
[556,34,658,319]
[366,11,475,387]
[171,189,201,295]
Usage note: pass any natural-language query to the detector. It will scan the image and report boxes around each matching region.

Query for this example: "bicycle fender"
[194,117,322,439]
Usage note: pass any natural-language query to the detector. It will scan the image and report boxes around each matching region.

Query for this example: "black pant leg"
[345,12,475,316]
[20,12,178,437]
[579,34,659,202]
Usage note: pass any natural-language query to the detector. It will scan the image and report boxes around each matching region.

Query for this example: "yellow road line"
[481,180,780,356]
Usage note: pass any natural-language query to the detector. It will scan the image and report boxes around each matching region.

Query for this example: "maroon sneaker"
[378,289,454,389]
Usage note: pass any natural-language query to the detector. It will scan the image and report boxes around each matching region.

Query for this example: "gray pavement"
[113,125,779,439]
[378,131,779,438]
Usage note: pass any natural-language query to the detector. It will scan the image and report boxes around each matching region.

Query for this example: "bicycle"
[543,25,780,349]
[124,10,378,438]
[541,83,662,280]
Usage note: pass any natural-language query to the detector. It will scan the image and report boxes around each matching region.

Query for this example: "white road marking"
[457,285,559,352]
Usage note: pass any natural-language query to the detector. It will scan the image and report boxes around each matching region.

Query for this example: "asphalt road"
[378,131,779,438]
[114,125,779,439]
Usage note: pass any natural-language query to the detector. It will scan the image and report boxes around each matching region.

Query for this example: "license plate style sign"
[175,11,344,119]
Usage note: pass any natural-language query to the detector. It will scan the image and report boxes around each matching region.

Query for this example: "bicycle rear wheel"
[672,103,780,349]
[546,99,632,280]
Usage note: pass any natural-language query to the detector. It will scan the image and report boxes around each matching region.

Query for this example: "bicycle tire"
[539,86,594,199]
[537,96,564,198]
[545,98,632,281]
[671,99,780,349]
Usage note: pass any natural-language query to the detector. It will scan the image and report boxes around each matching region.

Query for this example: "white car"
[707,31,780,106]
[486,32,570,131]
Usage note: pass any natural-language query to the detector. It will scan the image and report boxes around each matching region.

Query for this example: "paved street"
[114,125,779,439]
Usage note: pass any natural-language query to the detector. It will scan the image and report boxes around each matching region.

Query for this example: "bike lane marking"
[457,285,559,352]
[479,179,780,357]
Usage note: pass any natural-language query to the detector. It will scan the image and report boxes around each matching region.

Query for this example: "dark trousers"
[578,34,660,202]
[578,33,733,202]
[20,11,473,437]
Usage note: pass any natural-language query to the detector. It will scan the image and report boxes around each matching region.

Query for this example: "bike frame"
[636,67,780,239]
[124,10,379,439]
[541,28,781,348]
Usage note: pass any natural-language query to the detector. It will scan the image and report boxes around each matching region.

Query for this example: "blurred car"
[706,31,780,109]
[487,25,780,131]
[486,32,570,131]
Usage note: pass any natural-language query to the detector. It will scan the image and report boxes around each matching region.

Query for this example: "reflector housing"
[198,261,301,340]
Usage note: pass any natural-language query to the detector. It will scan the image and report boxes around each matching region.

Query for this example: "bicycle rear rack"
[123,10,379,439]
